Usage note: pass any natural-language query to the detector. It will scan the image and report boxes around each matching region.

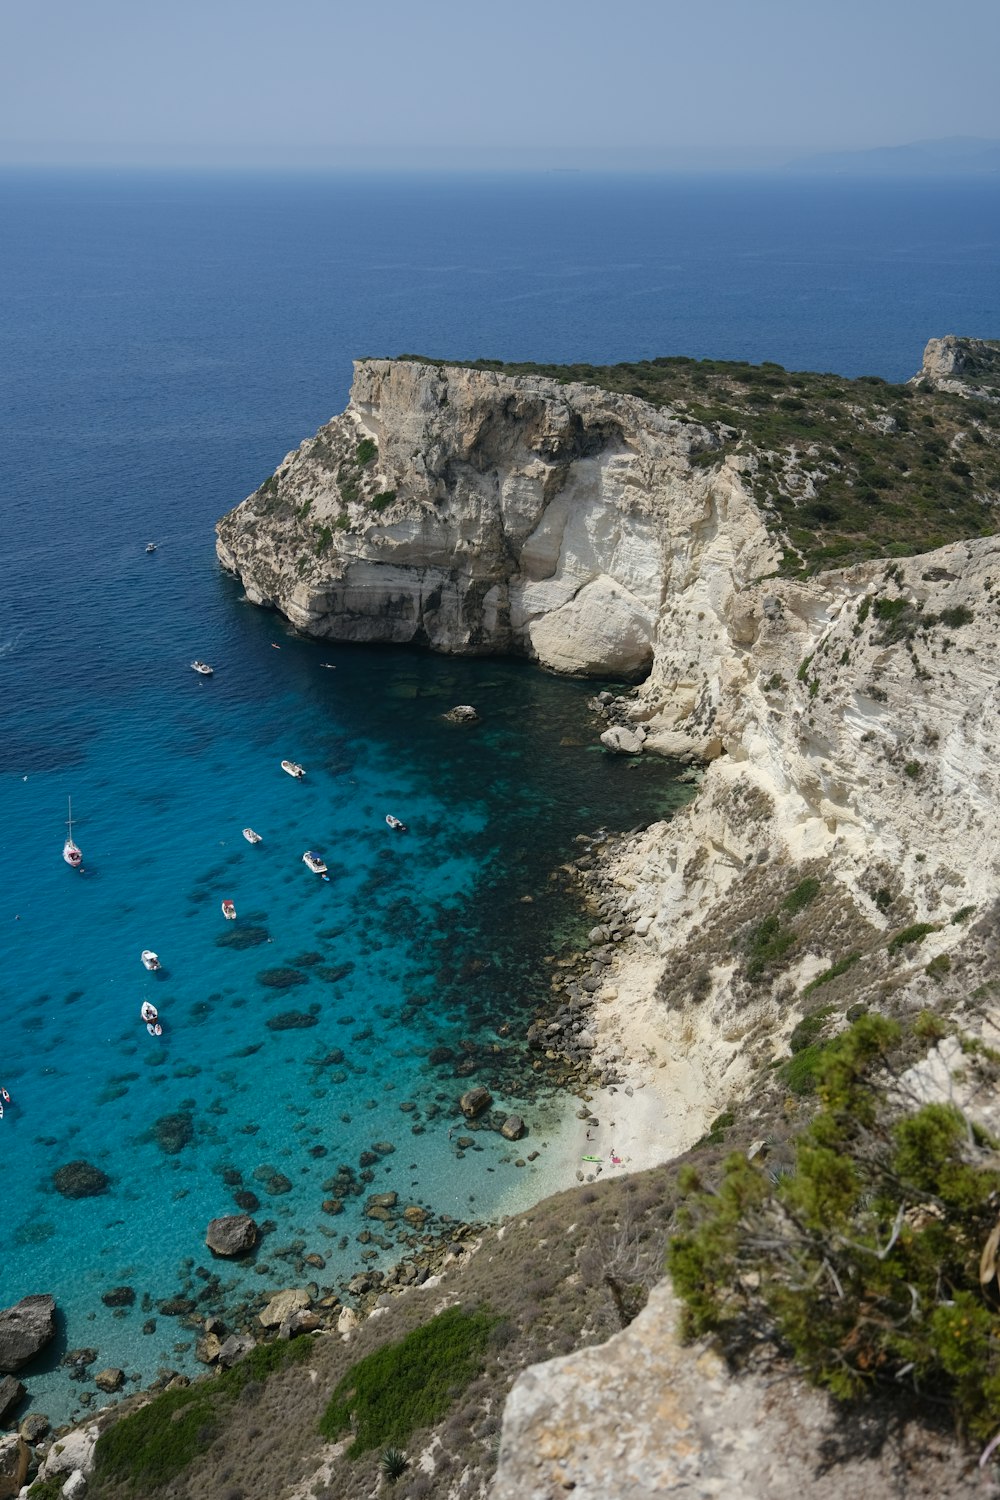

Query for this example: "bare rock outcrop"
[492,1281,995,1500]
[914,334,1000,399]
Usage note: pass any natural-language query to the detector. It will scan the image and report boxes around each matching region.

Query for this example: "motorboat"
[302,850,329,877]
[141,950,162,972]
[242,828,262,845]
[221,898,237,920]
[191,660,214,676]
[63,797,84,869]
[141,1000,162,1035]
[281,759,305,779]
[385,814,407,832]
[145,542,157,554]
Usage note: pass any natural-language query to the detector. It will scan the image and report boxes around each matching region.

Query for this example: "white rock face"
[37,1424,101,1482]
[491,1282,991,1500]
[217,360,777,677]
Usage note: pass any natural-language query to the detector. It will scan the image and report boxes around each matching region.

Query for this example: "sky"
[2,0,999,170]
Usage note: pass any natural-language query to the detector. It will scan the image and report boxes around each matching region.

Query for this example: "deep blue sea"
[1,170,998,1423]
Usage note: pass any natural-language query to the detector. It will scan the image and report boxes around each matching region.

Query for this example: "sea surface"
[1,169,998,1423]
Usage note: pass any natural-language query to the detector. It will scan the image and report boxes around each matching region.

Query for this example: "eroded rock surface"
[492,1282,997,1500]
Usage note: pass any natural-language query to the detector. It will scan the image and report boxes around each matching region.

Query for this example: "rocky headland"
[9,340,998,1498]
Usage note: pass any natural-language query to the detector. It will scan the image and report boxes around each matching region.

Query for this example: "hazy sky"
[2,0,999,169]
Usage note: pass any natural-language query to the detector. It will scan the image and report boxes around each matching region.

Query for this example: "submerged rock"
[100,1286,135,1309]
[0,1296,56,1373]
[443,704,480,723]
[205,1214,258,1259]
[152,1111,194,1155]
[500,1114,526,1141]
[52,1160,109,1199]
[266,1010,319,1030]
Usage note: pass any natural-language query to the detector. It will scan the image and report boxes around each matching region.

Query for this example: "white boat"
[145,542,157,554]
[191,660,214,676]
[281,759,305,779]
[140,1001,158,1023]
[141,950,161,972]
[242,828,262,845]
[385,814,407,832]
[302,850,329,877]
[63,797,84,869]
[221,899,237,920]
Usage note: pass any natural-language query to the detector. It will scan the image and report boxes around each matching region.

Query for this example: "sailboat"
[63,798,84,870]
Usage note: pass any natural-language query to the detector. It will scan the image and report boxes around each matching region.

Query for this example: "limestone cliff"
[216,358,777,678]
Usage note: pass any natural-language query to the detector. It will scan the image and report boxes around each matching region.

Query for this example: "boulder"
[459,1086,493,1119]
[0,1433,28,1500]
[94,1368,124,1393]
[52,1161,110,1199]
[0,1378,23,1427]
[403,1205,429,1225]
[216,1334,255,1369]
[205,1214,258,1258]
[19,1413,49,1443]
[443,704,480,723]
[258,1289,311,1329]
[600,725,645,756]
[280,1309,323,1339]
[0,1296,56,1373]
[195,1334,222,1365]
[337,1306,359,1338]
[62,1471,88,1500]
[500,1115,526,1142]
[37,1422,101,1481]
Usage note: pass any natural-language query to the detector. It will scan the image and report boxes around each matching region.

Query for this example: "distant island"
[787,134,1000,175]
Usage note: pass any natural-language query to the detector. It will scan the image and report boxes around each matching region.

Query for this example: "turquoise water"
[1,168,998,1423]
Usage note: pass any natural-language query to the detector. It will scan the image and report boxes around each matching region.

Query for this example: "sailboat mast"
[67,796,73,836]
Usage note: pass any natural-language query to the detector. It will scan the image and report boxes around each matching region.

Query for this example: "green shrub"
[92,1383,220,1490]
[93,1337,312,1489]
[925,953,952,981]
[789,1005,836,1054]
[783,877,820,916]
[939,604,974,628]
[745,914,796,983]
[904,760,921,778]
[319,1306,499,1456]
[951,905,976,924]
[356,437,378,466]
[781,1042,830,1095]
[887,922,937,954]
[669,1016,1000,1436]
[371,489,397,512]
[314,525,333,555]
[803,952,861,995]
